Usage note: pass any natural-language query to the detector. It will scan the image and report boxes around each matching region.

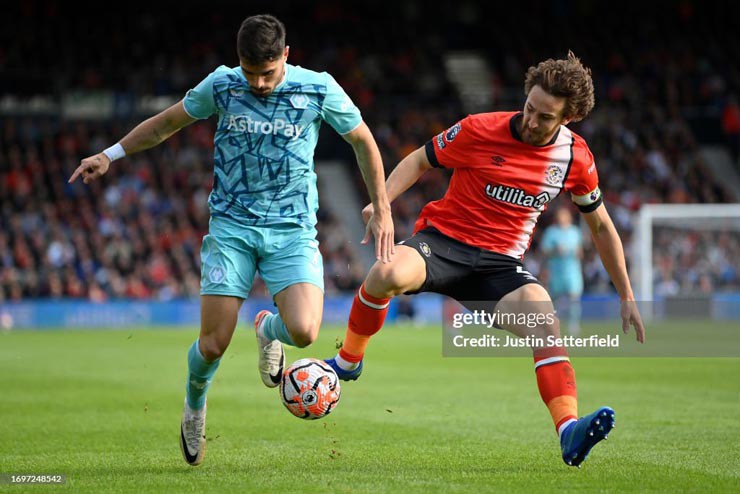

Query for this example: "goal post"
[635,203,740,302]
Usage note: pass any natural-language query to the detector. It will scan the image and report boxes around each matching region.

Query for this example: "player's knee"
[286,319,320,348]
[368,264,409,297]
[198,337,228,361]
[539,315,560,338]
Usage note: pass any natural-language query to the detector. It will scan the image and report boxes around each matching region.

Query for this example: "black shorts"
[401,227,541,305]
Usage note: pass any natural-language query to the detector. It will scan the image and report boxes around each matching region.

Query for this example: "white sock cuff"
[358,288,390,310]
[335,354,359,371]
[558,418,578,437]
[534,356,570,370]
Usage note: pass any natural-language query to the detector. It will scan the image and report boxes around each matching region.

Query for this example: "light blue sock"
[261,313,296,346]
[569,299,582,329]
[186,339,221,410]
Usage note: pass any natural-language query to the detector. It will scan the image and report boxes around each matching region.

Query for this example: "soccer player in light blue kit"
[69,15,394,466]
[540,207,584,334]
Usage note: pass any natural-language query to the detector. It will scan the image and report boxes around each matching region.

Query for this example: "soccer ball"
[279,358,341,420]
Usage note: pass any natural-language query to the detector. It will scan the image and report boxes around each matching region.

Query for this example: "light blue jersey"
[541,224,583,296]
[183,63,361,228]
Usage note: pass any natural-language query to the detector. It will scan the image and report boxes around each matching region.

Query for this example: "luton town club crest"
[545,165,564,185]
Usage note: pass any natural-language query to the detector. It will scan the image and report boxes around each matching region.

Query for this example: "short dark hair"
[236,15,286,64]
[524,51,595,122]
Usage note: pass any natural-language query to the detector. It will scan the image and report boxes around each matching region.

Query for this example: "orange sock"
[338,284,390,362]
[533,346,578,434]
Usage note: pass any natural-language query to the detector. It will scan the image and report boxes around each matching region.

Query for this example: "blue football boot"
[324,357,363,381]
[560,406,615,467]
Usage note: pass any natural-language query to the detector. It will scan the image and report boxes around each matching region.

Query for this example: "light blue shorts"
[200,215,324,299]
[548,272,583,298]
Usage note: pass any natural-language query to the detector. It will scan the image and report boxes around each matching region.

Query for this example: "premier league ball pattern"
[280,358,341,420]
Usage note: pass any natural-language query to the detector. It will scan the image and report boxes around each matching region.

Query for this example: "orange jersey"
[416,112,602,258]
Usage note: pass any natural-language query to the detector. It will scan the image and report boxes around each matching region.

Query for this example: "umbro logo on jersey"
[485,184,550,209]
[490,155,506,166]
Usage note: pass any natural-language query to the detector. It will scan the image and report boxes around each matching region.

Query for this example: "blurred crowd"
[653,228,739,296]
[1,0,739,301]
[1,119,208,300]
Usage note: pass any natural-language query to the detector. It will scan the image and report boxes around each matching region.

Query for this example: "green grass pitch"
[2,324,739,493]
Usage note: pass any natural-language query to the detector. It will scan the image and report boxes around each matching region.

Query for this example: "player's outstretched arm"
[343,121,394,263]
[582,203,646,343]
[68,101,197,184]
[360,145,434,232]
[385,146,433,203]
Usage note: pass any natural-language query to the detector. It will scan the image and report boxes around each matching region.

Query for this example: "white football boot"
[254,310,286,388]
[179,399,207,466]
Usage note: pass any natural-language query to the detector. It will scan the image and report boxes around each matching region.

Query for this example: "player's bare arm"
[68,101,197,184]
[342,121,394,263]
[582,203,646,343]
[385,146,433,203]
[361,146,433,223]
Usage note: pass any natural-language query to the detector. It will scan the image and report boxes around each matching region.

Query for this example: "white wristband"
[102,143,126,162]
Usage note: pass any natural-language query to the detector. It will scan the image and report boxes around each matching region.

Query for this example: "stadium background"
[1,0,739,321]
[2,1,740,492]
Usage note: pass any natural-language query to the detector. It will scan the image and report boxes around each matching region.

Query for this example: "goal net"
[634,204,740,312]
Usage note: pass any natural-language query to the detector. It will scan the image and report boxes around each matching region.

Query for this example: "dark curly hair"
[524,51,595,122]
